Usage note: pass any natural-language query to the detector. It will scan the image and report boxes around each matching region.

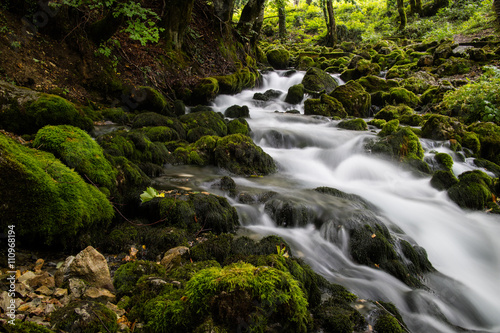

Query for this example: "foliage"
[441,66,500,124]
[140,186,165,203]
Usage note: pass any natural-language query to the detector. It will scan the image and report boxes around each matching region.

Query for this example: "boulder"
[338,118,368,131]
[330,81,371,118]
[285,84,305,104]
[160,246,190,271]
[224,105,250,118]
[253,89,282,101]
[304,94,347,118]
[302,67,338,93]
[51,300,119,333]
[266,48,290,69]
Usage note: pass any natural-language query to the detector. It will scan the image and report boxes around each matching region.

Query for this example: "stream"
[159,71,500,333]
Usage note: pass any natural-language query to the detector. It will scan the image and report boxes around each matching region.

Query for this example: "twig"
[90,308,112,333]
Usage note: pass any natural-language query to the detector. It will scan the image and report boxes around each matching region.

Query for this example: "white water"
[201,71,500,332]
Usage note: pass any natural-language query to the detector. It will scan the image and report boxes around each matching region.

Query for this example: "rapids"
[163,71,500,333]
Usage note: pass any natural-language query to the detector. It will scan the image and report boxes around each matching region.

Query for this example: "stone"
[68,278,86,298]
[53,288,68,298]
[34,258,45,273]
[160,246,190,271]
[28,271,55,289]
[84,287,116,303]
[35,285,53,296]
[15,281,33,298]
[106,301,126,317]
[57,246,113,290]
[17,271,36,284]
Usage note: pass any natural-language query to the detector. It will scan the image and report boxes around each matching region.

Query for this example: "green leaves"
[140,186,164,203]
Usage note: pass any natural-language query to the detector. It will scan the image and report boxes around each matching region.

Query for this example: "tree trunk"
[415,0,423,16]
[278,6,287,42]
[326,0,337,47]
[397,0,406,30]
[250,2,267,44]
[237,0,267,37]
[409,0,416,15]
[160,0,195,50]
[213,0,235,22]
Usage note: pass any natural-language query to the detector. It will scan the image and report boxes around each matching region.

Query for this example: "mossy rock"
[214,134,276,175]
[434,152,453,171]
[215,68,257,95]
[192,77,220,105]
[0,91,93,134]
[304,94,347,118]
[101,107,128,125]
[421,115,466,141]
[330,81,371,118]
[430,170,458,191]
[374,314,403,333]
[132,112,186,139]
[375,105,413,121]
[401,72,436,94]
[1,320,55,332]
[435,57,472,77]
[34,125,117,190]
[131,86,171,115]
[357,75,400,93]
[370,126,424,163]
[338,118,368,131]
[0,133,114,246]
[114,260,167,297]
[384,87,420,107]
[180,111,227,141]
[50,300,118,333]
[474,158,500,177]
[297,56,315,70]
[302,67,338,93]
[341,60,381,81]
[386,62,417,79]
[253,89,283,102]
[264,196,316,227]
[468,122,500,165]
[190,233,235,264]
[143,126,181,142]
[266,48,290,69]
[399,114,424,126]
[224,105,250,118]
[448,170,497,211]
[227,118,250,136]
[285,84,305,105]
[184,262,310,333]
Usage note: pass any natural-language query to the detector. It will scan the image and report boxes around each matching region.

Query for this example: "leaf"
[140,186,159,203]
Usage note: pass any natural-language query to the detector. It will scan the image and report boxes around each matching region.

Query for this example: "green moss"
[368,119,387,129]
[462,131,481,155]
[304,94,347,118]
[114,260,167,297]
[386,87,420,107]
[51,300,118,333]
[214,134,276,175]
[448,170,495,210]
[266,48,290,69]
[421,115,466,141]
[302,67,338,93]
[430,170,458,191]
[132,112,186,139]
[185,262,310,333]
[297,56,315,70]
[435,152,453,171]
[34,125,117,190]
[0,133,113,246]
[375,105,413,121]
[180,111,227,141]
[215,68,257,94]
[192,77,220,104]
[227,118,250,136]
[144,126,181,142]
[436,57,471,76]
[224,105,250,118]
[374,314,403,333]
[385,62,417,79]
[357,75,400,93]
[17,94,93,134]
[379,119,400,137]
[468,122,500,165]
[133,86,170,115]
[330,81,371,118]
[190,233,235,263]
[338,118,367,131]
[399,114,424,126]
[101,107,128,124]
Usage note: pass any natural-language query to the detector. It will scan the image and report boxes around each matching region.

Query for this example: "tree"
[160,0,195,50]
[214,0,236,23]
[321,0,337,47]
[237,0,268,39]
[397,0,407,30]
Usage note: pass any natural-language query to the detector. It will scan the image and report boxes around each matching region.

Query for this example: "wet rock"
[53,288,68,298]
[253,89,282,101]
[17,271,37,284]
[266,48,290,69]
[34,259,45,273]
[304,94,347,118]
[15,281,32,298]
[160,246,190,271]
[338,118,368,131]
[285,84,305,105]
[35,286,53,296]
[302,67,338,93]
[330,81,371,118]
[224,104,250,118]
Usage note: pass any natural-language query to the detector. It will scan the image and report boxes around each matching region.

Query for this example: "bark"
[160,0,195,50]
[278,6,287,41]
[415,0,423,16]
[326,0,337,47]
[397,0,407,30]
[213,0,235,22]
[250,2,266,44]
[237,0,267,36]
[409,0,416,15]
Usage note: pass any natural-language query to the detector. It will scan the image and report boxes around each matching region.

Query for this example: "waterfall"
[198,70,500,333]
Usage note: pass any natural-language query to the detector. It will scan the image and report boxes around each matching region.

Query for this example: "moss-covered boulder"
[214,67,257,94]
[302,67,338,93]
[375,105,413,121]
[180,111,227,142]
[114,260,167,297]
[132,112,186,139]
[192,77,219,105]
[50,300,118,333]
[0,133,114,246]
[253,89,283,101]
[214,134,276,175]
[468,122,500,165]
[357,75,400,94]
[183,262,310,332]
[430,170,458,191]
[131,86,171,115]
[379,119,400,136]
[421,115,466,141]
[340,59,381,81]
[374,314,403,333]
[435,57,472,77]
[1,320,55,332]
[224,105,250,118]
[330,81,371,118]
[285,84,305,104]
[34,125,117,190]
[448,170,498,211]
[434,152,454,171]
[227,118,251,136]
[383,87,420,108]
[338,118,368,131]
[385,62,417,80]
[266,48,290,69]
[304,94,347,118]
[0,85,93,134]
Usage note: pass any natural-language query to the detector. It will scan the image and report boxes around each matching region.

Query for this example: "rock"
[375,104,413,121]
[266,48,290,69]
[130,86,171,116]
[35,286,53,296]
[430,170,458,191]
[113,260,166,297]
[302,67,338,93]
[284,84,305,104]
[160,246,190,271]
[51,300,119,333]
[53,288,69,298]
[253,89,282,101]
[192,77,219,104]
[0,291,22,313]
[15,281,33,298]
[304,94,347,118]
[17,271,36,284]
[34,259,45,273]
[68,278,87,298]
[28,271,55,289]
[84,287,116,303]
[421,115,466,141]
[448,170,499,212]
[180,110,227,142]
[69,246,113,290]
[224,105,250,118]
[330,81,371,118]
[338,118,368,131]
[417,54,433,67]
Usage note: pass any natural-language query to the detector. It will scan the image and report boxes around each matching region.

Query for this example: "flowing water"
[163,71,500,332]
